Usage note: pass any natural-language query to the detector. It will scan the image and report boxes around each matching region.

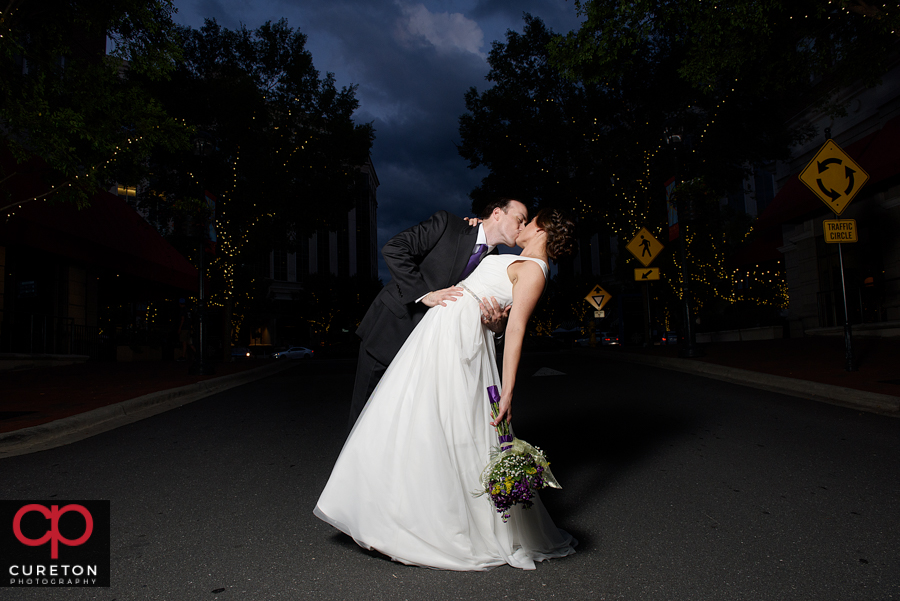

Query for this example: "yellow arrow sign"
[626,227,664,267]
[823,219,858,243]
[799,140,868,216]
[584,284,611,311]
[634,267,661,281]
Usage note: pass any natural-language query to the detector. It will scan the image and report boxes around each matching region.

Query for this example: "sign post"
[627,228,665,346]
[800,138,867,371]
[584,285,611,343]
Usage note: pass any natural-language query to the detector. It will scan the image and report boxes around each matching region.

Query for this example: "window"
[273,250,287,281]
[726,181,746,213]
[754,167,775,215]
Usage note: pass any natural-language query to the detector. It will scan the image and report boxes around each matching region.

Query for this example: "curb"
[0,360,297,459]
[593,349,900,417]
[0,353,90,372]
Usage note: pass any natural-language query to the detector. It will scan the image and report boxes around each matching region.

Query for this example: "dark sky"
[173,0,582,280]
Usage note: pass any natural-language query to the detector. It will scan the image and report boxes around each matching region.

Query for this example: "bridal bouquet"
[475,385,560,522]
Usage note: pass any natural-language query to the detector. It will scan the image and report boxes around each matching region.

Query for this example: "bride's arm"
[490,263,545,427]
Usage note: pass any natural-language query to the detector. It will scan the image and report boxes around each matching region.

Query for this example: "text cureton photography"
[1,500,110,587]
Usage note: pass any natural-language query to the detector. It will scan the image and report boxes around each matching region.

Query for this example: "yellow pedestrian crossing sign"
[626,227,664,267]
[799,139,868,216]
[584,284,611,311]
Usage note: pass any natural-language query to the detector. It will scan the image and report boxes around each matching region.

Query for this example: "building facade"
[757,58,900,336]
[267,156,379,301]
[252,157,379,349]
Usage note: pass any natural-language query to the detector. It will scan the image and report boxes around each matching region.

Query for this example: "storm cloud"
[173,0,581,280]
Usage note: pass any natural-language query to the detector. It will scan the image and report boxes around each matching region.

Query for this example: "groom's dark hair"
[479,197,526,219]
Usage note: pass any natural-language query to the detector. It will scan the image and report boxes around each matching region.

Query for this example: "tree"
[459,16,599,213]
[458,14,788,236]
[459,14,670,252]
[136,19,374,343]
[0,0,187,213]
[547,1,899,327]
[459,12,811,330]
[548,0,900,197]
[552,1,899,99]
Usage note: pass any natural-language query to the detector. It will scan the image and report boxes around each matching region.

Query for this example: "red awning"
[755,113,900,231]
[728,230,784,268]
[0,185,198,293]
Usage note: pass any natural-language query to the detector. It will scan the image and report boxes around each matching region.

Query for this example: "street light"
[664,122,704,359]
[192,131,216,375]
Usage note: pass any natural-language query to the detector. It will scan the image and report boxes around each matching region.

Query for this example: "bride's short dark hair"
[535,208,575,260]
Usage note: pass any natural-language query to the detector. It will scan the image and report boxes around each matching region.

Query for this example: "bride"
[314,208,577,571]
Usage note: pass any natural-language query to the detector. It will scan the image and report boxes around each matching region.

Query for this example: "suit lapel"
[451,226,480,282]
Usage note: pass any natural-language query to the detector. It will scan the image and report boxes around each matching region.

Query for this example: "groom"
[348,197,529,430]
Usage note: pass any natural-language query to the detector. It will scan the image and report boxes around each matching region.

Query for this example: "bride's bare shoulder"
[506,257,546,284]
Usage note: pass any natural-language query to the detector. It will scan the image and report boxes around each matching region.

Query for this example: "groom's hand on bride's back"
[422,286,464,307]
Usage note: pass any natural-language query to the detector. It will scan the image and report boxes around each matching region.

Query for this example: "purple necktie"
[459,244,487,280]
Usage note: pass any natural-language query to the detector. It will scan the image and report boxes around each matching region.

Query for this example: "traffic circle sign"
[799,140,868,216]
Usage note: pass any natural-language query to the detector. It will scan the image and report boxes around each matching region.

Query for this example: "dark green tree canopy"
[552,1,900,141]
[459,15,622,222]
[134,18,374,339]
[143,18,373,242]
[0,0,186,211]
[457,14,782,237]
[542,1,899,325]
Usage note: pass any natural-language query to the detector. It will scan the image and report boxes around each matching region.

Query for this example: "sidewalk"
[0,358,296,458]
[592,335,900,416]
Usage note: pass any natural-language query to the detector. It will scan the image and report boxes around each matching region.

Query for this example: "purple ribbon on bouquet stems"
[487,385,513,451]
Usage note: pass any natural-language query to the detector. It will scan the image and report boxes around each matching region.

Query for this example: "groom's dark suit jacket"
[357,210,496,366]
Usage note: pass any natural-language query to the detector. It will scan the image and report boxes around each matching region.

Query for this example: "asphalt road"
[1,350,898,601]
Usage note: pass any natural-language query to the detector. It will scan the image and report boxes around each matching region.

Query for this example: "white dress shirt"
[417,224,493,303]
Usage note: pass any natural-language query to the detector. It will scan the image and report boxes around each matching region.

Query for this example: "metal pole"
[198,243,214,375]
[678,223,703,357]
[838,242,856,371]
[643,282,651,345]
[199,244,205,371]
[667,130,703,359]
[193,132,216,375]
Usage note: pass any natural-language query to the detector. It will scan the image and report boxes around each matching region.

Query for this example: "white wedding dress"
[314,254,576,570]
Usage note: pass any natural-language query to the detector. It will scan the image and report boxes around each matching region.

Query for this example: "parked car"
[600,332,620,346]
[661,331,679,345]
[273,346,314,360]
[230,346,253,360]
